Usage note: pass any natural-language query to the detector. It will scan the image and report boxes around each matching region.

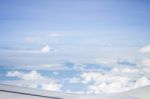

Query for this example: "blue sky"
[0,0,150,94]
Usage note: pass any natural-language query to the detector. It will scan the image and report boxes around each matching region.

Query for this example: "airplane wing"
[0,84,149,99]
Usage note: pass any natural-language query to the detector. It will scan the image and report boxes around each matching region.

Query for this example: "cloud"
[7,70,44,80]
[141,59,150,67]
[6,70,62,91]
[112,67,139,74]
[41,63,67,70]
[80,72,130,93]
[41,45,51,53]
[40,45,56,53]
[4,60,150,94]
[22,70,44,80]
[66,66,150,94]
[81,72,150,94]
[41,82,62,91]
[139,45,150,74]
[134,77,150,88]
[0,45,54,54]
[49,33,61,37]
[116,59,137,66]
[68,77,80,84]
[6,71,22,77]
[139,45,150,53]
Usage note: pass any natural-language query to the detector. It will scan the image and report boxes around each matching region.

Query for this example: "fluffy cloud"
[140,45,150,53]
[134,77,150,88]
[81,72,129,85]
[41,45,51,53]
[66,67,150,94]
[6,71,22,77]
[6,70,62,91]
[80,72,150,94]
[139,45,150,75]
[22,70,44,80]
[5,60,150,94]
[7,70,44,80]
[42,82,62,91]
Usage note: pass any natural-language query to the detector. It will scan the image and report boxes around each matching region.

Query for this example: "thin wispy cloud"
[140,45,150,53]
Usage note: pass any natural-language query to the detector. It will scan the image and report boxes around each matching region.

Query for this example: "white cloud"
[6,71,22,78]
[3,80,62,92]
[41,63,65,70]
[22,70,44,80]
[87,82,123,94]
[80,72,130,93]
[139,45,150,53]
[49,33,61,37]
[40,45,56,53]
[27,84,39,89]
[94,58,116,65]
[3,45,55,54]
[41,82,62,91]
[68,77,80,84]
[81,72,129,85]
[112,67,139,74]
[6,70,62,92]
[7,70,44,80]
[41,45,51,53]
[65,90,85,94]
[134,77,150,88]
[142,59,150,67]
[69,70,150,94]
[42,64,61,68]
[139,45,150,75]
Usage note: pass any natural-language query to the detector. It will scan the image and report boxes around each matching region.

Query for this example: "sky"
[0,0,150,94]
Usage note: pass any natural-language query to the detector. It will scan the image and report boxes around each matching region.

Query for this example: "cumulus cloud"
[22,70,44,80]
[81,72,129,84]
[7,70,44,80]
[134,77,150,88]
[41,45,51,53]
[6,71,22,78]
[5,60,150,94]
[139,44,150,75]
[81,72,150,93]
[66,69,150,94]
[6,70,62,91]
[42,82,62,91]
[140,45,150,53]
